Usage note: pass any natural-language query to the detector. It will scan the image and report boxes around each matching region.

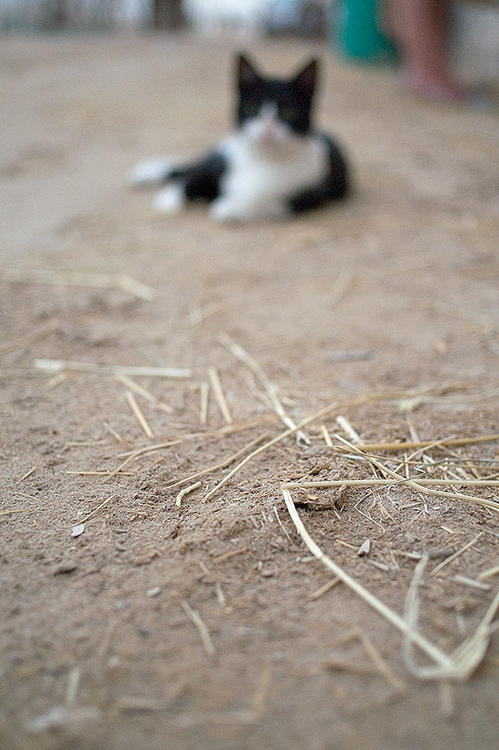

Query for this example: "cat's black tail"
[288,134,349,214]
[323,134,349,201]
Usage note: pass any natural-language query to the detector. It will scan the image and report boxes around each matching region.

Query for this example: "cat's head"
[235,54,318,149]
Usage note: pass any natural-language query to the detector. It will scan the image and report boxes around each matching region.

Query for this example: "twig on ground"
[2,268,155,300]
[214,548,247,563]
[35,359,191,378]
[333,434,499,512]
[335,434,499,454]
[182,601,215,656]
[166,432,270,491]
[107,440,183,478]
[321,424,333,447]
[281,479,499,489]
[358,629,406,693]
[66,469,134,477]
[310,576,341,600]
[285,488,499,682]
[189,301,223,326]
[273,505,293,543]
[403,553,499,681]
[219,333,309,445]
[175,481,201,507]
[115,374,173,413]
[201,390,410,502]
[251,665,272,718]
[478,564,499,582]
[453,575,491,591]
[336,415,361,444]
[16,466,37,484]
[282,488,452,668]
[431,534,482,576]
[76,494,117,525]
[125,391,154,439]
[0,319,60,355]
[199,381,209,425]
[208,367,233,424]
[103,421,127,444]
[65,668,81,707]
[328,267,354,307]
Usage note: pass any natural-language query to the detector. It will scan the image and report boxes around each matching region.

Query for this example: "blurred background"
[0,1,497,79]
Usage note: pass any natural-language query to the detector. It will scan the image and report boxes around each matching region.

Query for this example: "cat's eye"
[245,103,261,117]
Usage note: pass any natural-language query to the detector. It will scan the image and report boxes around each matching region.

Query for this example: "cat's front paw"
[210,199,247,223]
[210,198,289,223]
[128,157,173,187]
[153,184,185,214]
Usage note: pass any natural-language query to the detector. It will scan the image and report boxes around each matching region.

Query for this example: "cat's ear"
[237,54,261,91]
[292,58,319,98]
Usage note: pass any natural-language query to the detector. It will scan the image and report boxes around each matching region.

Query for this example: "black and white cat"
[129,54,349,222]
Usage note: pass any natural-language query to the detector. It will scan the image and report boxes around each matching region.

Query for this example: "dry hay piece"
[114,373,174,413]
[208,367,233,424]
[2,267,155,300]
[338,434,499,454]
[0,318,60,355]
[219,333,309,445]
[201,390,414,502]
[35,359,191,378]
[283,489,499,682]
[331,434,499,512]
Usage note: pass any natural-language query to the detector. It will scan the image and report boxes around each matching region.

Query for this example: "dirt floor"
[1,33,498,750]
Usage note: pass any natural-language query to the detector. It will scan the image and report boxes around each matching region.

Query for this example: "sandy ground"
[1,34,498,750]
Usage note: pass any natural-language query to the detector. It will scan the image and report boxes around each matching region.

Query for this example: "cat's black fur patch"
[169,153,227,203]
[150,53,349,215]
[288,134,349,211]
[236,55,317,136]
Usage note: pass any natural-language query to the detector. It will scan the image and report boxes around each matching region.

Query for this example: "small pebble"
[357,539,371,557]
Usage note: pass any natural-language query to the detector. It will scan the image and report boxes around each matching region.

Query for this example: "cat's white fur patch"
[210,196,289,223]
[153,183,185,214]
[243,103,290,149]
[215,132,327,220]
[128,157,174,187]
[131,122,329,222]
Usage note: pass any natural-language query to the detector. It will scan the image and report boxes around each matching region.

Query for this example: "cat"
[129,54,349,222]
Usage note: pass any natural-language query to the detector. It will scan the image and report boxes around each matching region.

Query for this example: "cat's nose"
[259,122,280,144]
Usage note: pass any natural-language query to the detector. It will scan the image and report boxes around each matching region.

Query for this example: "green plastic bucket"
[332,0,397,63]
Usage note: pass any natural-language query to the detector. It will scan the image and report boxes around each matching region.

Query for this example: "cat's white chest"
[213,134,327,221]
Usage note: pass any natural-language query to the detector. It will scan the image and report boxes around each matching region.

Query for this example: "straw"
[115,374,173,413]
[403,554,499,681]
[202,391,407,502]
[34,359,191,378]
[219,333,309,445]
[0,319,59,355]
[125,391,154,439]
[175,481,201,507]
[335,434,499,454]
[332,434,499,512]
[282,488,452,667]
[281,479,499,489]
[2,268,156,300]
[208,367,233,424]
[182,601,215,656]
